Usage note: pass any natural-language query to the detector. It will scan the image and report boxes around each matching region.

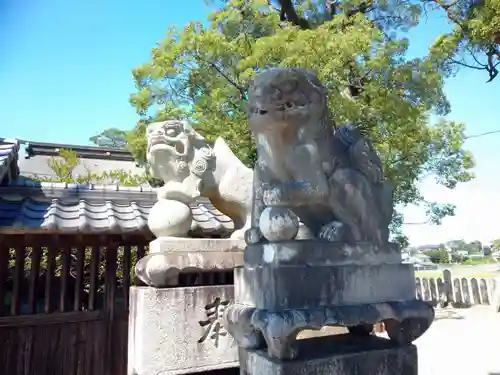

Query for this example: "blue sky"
[1,0,499,245]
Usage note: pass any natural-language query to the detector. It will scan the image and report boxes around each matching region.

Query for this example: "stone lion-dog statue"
[146,120,253,239]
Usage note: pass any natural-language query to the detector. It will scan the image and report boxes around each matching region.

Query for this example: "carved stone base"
[235,263,417,310]
[225,241,434,360]
[128,286,238,375]
[224,300,433,360]
[236,241,415,310]
[239,335,418,375]
[135,238,245,287]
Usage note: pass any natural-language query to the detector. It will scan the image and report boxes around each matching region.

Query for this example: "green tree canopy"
[492,239,500,251]
[125,0,487,244]
[424,248,450,263]
[428,0,500,82]
[90,128,128,149]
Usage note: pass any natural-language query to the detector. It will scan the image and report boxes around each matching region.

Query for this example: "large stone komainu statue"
[244,68,394,246]
[224,68,435,375]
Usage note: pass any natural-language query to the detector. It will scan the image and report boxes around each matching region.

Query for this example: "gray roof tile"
[0,186,234,236]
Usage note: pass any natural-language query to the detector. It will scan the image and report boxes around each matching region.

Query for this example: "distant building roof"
[0,139,235,237]
[24,141,134,160]
[20,140,144,182]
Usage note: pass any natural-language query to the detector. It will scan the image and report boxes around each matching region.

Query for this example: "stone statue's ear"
[300,68,328,95]
[191,130,206,142]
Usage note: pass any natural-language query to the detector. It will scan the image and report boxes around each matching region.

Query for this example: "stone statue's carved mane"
[146,120,216,183]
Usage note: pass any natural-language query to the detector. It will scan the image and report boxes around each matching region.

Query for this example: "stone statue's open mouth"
[251,101,309,115]
[148,137,187,157]
[149,137,167,148]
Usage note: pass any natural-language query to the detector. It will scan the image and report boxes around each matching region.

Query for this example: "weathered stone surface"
[245,68,393,245]
[225,238,433,360]
[147,199,193,238]
[149,237,246,254]
[225,300,433,360]
[244,241,402,267]
[128,286,238,375]
[135,238,245,287]
[239,335,418,375]
[258,207,299,242]
[146,120,253,239]
[234,263,416,310]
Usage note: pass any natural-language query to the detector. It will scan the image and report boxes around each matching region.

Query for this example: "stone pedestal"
[128,286,239,375]
[239,335,417,375]
[225,240,434,373]
[135,237,245,287]
[129,238,246,375]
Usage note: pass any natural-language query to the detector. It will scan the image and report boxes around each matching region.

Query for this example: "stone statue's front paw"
[231,228,247,240]
[244,227,263,245]
[262,187,283,206]
[319,221,345,242]
[159,181,198,204]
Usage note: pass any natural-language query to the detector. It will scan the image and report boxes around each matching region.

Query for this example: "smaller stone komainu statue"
[146,119,253,239]
[245,67,393,245]
[224,68,435,369]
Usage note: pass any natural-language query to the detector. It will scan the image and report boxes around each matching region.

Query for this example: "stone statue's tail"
[328,168,389,244]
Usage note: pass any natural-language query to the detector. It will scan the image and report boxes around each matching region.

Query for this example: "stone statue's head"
[146,120,215,183]
[247,68,328,135]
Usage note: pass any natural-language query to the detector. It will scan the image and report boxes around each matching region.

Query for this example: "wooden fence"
[415,269,498,307]
[0,234,147,375]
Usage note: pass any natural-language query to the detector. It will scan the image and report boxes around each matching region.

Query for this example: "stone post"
[128,237,245,375]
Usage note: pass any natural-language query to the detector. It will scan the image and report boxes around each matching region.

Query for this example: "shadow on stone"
[239,335,417,375]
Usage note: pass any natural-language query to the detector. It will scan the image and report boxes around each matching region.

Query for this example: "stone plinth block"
[244,241,402,267]
[128,286,238,375]
[239,335,418,375]
[234,263,416,310]
[135,238,245,287]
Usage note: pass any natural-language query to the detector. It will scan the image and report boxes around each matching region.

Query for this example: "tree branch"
[194,54,247,100]
[276,0,310,29]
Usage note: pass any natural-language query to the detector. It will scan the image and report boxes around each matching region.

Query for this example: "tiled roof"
[0,197,152,234]
[0,179,156,201]
[189,198,234,236]
[0,141,20,184]
[0,140,235,237]
[0,182,234,236]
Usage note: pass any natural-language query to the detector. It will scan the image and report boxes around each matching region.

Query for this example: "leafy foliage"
[428,0,500,82]
[126,0,478,244]
[34,149,150,186]
[492,239,500,251]
[424,248,450,263]
[89,128,128,149]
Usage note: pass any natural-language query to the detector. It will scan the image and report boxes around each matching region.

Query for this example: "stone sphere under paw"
[259,207,299,242]
[147,199,193,238]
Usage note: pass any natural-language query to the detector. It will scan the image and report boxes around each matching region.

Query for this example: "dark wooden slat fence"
[0,234,148,375]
